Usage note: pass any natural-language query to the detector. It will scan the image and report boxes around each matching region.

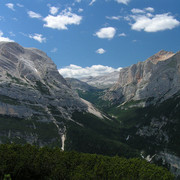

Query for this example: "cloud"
[43,8,82,30]
[130,13,180,32]
[131,8,145,14]
[29,33,46,43]
[115,0,130,5]
[9,32,15,37]
[145,7,154,13]
[59,64,121,78]
[51,47,58,53]
[95,27,116,39]
[17,3,24,8]
[78,8,84,13]
[106,16,122,20]
[0,31,14,42]
[131,7,154,14]
[96,48,106,54]
[49,6,59,15]
[89,0,96,6]
[6,3,15,11]
[118,33,126,37]
[27,11,42,19]
[75,0,81,2]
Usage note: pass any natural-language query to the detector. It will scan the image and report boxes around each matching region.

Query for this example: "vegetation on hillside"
[0,144,174,180]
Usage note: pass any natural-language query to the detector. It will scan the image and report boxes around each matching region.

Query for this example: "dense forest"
[0,144,173,180]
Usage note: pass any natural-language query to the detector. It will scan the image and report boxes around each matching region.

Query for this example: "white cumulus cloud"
[43,8,82,30]
[118,33,126,37]
[95,27,116,39]
[6,3,15,11]
[115,0,130,5]
[27,11,42,19]
[0,31,14,42]
[49,6,59,15]
[131,7,154,14]
[145,7,154,13]
[29,33,46,43]
[59,64,121,79]
[130,13,180,32]
[131,8,145,14]
[96,48,106,54]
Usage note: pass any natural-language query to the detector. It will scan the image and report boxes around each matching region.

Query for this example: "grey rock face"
[104,50,180,104]
[0,42,91,147]
[0,42,87,115]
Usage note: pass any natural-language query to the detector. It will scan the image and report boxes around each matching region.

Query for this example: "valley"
[0,42,180,178]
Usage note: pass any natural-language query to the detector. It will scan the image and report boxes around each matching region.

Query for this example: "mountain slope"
[66,77,98,92]
[0,42,87,147]
[97,50,180,177]
[0,42,138,158]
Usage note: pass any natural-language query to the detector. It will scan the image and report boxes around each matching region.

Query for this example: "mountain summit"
[146,50,174,64]
[104,50,180,104]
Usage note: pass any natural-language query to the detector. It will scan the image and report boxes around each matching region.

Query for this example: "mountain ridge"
[104,50,180,105]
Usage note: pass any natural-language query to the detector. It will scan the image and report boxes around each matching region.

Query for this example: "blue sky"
[0,0,180,78]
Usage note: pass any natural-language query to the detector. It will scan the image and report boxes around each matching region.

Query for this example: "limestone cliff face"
[0,42,91,147]
[104,50,180,104]
[0,42,87,118]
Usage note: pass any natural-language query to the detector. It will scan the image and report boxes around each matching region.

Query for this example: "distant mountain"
[0,42,138,158]
[66,77,98,92]
[80,71,119,89]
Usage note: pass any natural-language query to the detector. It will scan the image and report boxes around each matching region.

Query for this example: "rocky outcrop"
[104,50,180,104]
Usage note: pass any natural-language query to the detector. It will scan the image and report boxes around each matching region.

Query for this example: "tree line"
[0,144,174,180]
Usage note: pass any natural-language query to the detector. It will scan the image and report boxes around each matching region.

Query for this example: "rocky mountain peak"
[104,50,180,104]
[146,50,175,64]
[0,42,25,55]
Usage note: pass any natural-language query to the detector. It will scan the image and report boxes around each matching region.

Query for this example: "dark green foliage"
[77,89,111,110]
[0,144,174,180]
[6,73,27,86]
[96,93,180,160]
[0,115,61,147]
[65,111,139,158]
[0,95,21,105]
